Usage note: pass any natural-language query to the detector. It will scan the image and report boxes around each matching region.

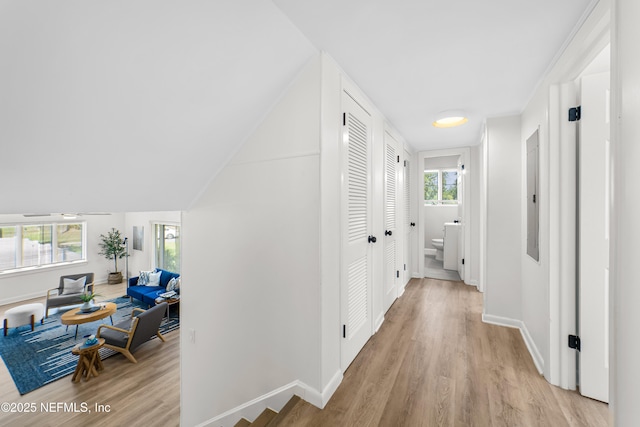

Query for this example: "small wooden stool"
[71,338,105,382]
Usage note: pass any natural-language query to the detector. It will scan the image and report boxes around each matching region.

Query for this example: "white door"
[403,149,412,286]
[456,161,465,280]
[341,91,373,370]
[578,71,610,403]
[383,131,399,312]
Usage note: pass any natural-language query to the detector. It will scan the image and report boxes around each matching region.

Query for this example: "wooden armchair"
[96,302,167,363]
[45,273,95,318]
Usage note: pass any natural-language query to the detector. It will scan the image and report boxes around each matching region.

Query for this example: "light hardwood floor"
[280,278,611,427]
[0,278,609,426]
[0,281,179,427]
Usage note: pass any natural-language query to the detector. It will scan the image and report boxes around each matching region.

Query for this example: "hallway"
[284,278,609,426]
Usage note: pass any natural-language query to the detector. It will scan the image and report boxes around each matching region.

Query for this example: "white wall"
[0,1,318,215]
[424,206,458,248]
[483,116,522,321]
[520,87,551,375]
[319,53,342,396]
[181,55,323,426]
[611,0,640,423]
[0,213,125,304]
[424,155,459,170]
[516,0,611,383]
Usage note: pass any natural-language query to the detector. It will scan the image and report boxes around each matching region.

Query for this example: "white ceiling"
[273,0,598,150]
[0,0,598,214]
[0,1,317,214]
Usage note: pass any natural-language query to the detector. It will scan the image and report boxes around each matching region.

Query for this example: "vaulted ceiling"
[0,0,597,214]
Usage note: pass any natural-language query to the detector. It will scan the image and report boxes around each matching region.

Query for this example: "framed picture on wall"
[133,226,144,251]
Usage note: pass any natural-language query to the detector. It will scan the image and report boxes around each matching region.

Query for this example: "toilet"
[431,238,444,261]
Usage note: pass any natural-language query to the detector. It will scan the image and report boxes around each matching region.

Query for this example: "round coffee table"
[61,303,117,339]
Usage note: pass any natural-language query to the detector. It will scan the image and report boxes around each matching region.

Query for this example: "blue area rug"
[0,297,179,395]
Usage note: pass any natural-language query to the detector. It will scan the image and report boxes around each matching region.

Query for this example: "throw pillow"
[166,277,177,292]
[62,276,86,295]
[148,270,162,286]
[166,277,181,293]
[138,270,154,286]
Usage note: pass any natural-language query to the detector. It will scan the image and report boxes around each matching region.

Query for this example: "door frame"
[547,34,610,389]
[417,148,471,282]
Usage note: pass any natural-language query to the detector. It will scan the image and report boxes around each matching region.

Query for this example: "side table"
[155,294,180,319]
[162,298,180,319]
[71,338,105,382]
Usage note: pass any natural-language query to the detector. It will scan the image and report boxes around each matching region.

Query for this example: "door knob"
[410,222,416,227]
[368,235,377,243]
[385,230,392,236]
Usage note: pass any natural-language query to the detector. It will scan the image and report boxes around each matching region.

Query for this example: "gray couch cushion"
[48,294,84,306]
[100,317,135,348]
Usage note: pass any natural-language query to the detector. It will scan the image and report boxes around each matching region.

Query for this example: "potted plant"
[79,290,100,311]
[98,228,127,284]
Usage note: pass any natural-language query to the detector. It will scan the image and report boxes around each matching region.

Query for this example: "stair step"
[274,399,321,427]
[234,418,251,427]
[251,408,278,427]
[265,395,301,427]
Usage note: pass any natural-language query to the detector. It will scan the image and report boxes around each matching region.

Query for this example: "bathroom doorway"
[418,148,470,281]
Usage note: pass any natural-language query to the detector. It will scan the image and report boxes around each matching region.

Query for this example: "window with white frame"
[154,223,180,273]
[0,222,86,272]
[424,169,458,205]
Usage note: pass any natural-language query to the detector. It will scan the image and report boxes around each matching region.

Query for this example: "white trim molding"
[374,313,385,333]
[198,371,344,427]
[482,314,544,375]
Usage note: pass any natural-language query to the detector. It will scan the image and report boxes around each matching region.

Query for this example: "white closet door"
[383,131,399,313]
[403,150,412,286]
[341,91,373,370]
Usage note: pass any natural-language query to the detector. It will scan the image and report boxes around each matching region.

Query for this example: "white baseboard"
[199,371,343,427]
[519,323,544,375]
[482,313,521,329]
[317,370,343,408]
[374,313,385,333]
[466,279,478,288]
[481,313,544,375]
[200,382,306,427]
[0,290,46,307]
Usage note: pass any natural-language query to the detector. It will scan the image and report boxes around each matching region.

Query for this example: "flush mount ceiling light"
[432,110,469,128]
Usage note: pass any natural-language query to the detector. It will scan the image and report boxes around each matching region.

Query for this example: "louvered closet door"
[403,150,412,286]
[383,131,399,313]
[341,92,373,370]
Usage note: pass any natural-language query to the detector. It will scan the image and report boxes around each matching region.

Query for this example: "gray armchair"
[96,302,167,363]
[45,273,95,318]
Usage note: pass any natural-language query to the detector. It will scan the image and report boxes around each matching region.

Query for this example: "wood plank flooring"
[0,278,609,426]
[285,278,610,427]
[0,281,180,427]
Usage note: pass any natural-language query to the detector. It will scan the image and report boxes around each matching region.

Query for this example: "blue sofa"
[127,269,180,306]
